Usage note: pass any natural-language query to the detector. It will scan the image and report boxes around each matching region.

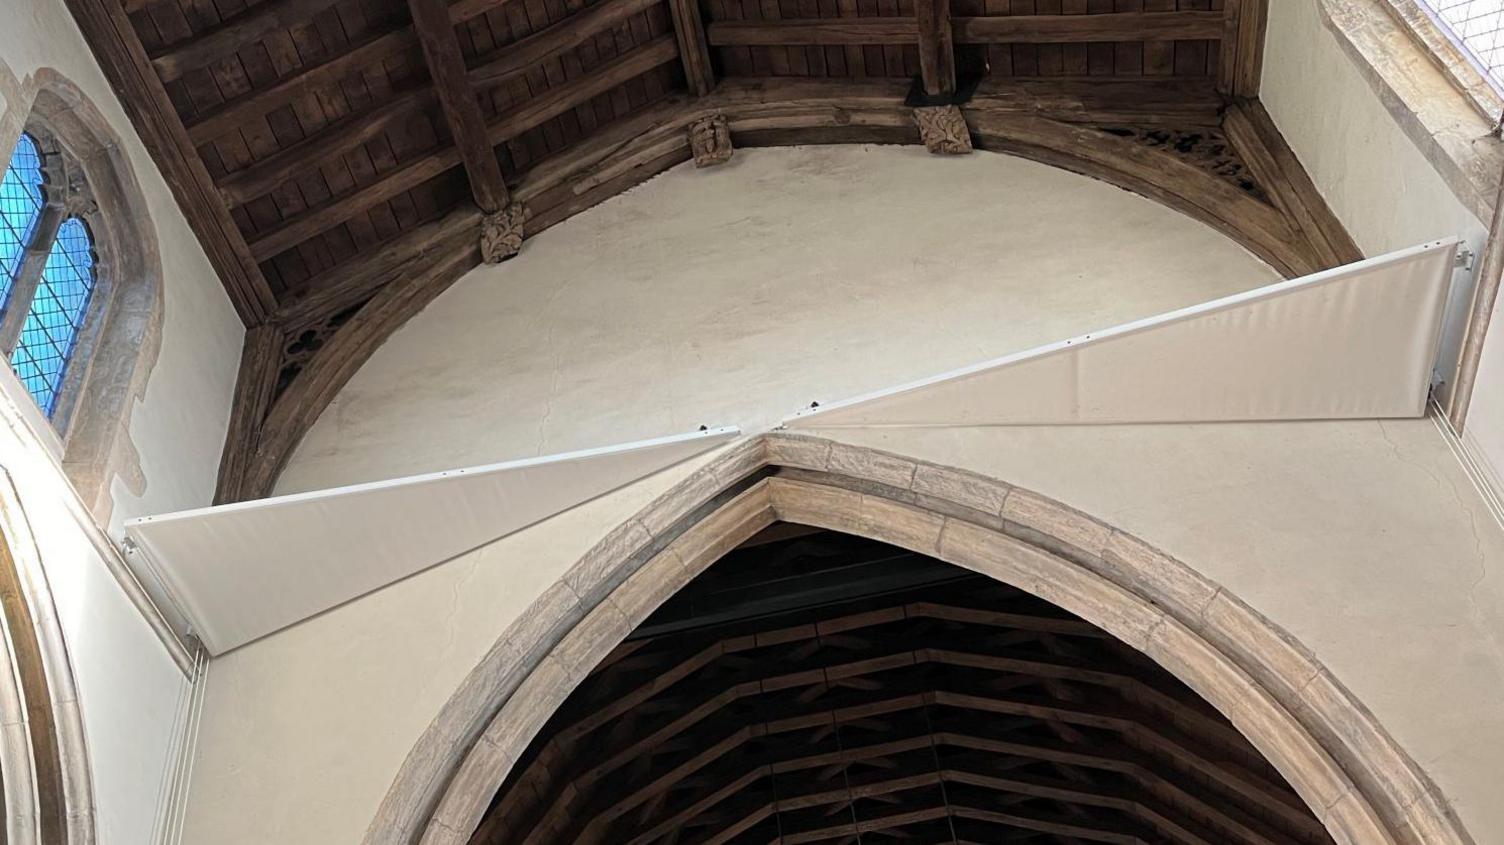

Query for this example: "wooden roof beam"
[666,0,716,96]
[706,10,1225,46]
[915,0,955,98]
[243,35,679,260]
[216,3,672,209]
[63,0,277,323]
[216,88,435,208]
[149,0,347,82]
[1218,0,1268,97]
[408,0,510,213]
[189,0,661,147]
[147,0,513,83]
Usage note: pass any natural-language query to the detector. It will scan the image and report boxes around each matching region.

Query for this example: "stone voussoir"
[563,518,653,606]
[1004,488,1111,557]
[764,432,832,471]
[1099,529,1220,622]
[826,441,919,489]
[911,461,1011,515]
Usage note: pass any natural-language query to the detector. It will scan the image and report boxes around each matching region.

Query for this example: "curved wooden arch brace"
[216,82,1360,502]
[363,433,1470,845]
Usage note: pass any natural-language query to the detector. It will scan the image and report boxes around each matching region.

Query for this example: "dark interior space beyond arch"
[472,524,1333,845]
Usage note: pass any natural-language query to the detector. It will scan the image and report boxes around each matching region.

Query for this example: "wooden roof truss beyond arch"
[476,530,1336,845]
[60,0,1362,500]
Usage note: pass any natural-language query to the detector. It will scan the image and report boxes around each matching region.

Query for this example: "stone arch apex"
[367,432,1473,845]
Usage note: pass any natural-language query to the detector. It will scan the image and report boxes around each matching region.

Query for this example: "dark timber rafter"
[410,0,511,214]
[915,0,956,98]
[61,0,279,324]
[476,565,1333,845]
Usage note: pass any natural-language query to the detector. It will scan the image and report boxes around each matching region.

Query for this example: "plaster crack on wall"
[1377,420,1504,669]
[423,551,484,705]
[529,274,580,458]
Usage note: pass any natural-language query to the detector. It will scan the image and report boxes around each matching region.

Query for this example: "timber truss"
[62,0,1361,500]
[477,530,1334,845]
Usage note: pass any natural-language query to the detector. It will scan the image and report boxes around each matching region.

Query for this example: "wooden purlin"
[478,565,1330,845]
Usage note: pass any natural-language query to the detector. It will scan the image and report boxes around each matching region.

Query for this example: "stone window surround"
[1318,0,1504,225]
[0,64,164,527]
[2,120,111,431]
[366,433,1478,845]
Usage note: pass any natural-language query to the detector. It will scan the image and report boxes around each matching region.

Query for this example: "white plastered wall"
[1258,0,1504,488]
[277,146,1281,493]
[179,146,1502,844]
[185,424,1504,845]
[1262,0,1487,398]
[0,0,246,840]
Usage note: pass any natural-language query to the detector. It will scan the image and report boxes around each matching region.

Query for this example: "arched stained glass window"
[11,218,96,415]
[0,135,46,308]
[0,130,105,420]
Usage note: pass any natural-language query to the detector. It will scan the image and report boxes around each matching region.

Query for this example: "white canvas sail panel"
[125,427,739,655]
[785,240,1459,428]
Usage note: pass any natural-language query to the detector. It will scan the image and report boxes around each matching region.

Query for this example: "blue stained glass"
[0,134,46,308]
[11,217,95,416]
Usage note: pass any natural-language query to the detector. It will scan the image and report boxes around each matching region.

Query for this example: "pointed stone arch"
[365,433,1470,845]
[0,467,95,844]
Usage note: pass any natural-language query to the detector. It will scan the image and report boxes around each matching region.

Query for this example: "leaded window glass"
[0,131,103,420]
[1417,0,1504,92]
[11,218,96,415]
[0,134,45,310]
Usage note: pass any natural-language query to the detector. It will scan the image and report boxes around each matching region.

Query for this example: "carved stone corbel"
[913,105,973,155]
[480,203,528,263]
[688,114,733,167]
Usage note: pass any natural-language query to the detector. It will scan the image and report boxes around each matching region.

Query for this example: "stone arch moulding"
[217,87,1361,504]
[0,467,95,845]
[367,432,1471,845]
[0,65,165,525]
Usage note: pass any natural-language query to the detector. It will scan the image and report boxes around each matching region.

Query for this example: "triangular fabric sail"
[786,240,1458,429]
[125,427,739,654]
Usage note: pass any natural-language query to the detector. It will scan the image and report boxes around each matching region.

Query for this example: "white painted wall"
[182,420,1504,845]
[0,0,248,840]
[279,145,1281,492]
[1261,0,1488,402]
[0,381,191,844]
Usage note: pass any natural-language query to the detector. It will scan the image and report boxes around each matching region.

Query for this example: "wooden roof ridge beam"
[705,10,1225,46]
[915,0,955,98]
[408,0,510,213]
[64,0,277,323]
[243,36,680,261]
